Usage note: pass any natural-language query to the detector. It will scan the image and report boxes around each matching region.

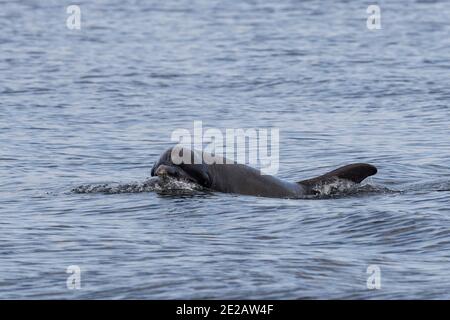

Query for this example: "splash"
[72,176,397,198]
[72,178,160,194]
[306,178,395,199]
[72,177,203,194]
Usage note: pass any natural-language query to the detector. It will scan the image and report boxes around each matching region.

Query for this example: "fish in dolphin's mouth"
[150,147,212,187]
[151,164,197,183]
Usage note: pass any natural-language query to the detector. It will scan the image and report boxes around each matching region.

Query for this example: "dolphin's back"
[209,163,303,198]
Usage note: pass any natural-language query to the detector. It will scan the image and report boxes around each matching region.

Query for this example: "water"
[0,0,449,299]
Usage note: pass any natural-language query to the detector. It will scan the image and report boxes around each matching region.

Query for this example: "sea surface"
[0,0,449,299]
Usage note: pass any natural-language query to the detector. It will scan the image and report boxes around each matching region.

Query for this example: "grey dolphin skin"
[151,147,377,198]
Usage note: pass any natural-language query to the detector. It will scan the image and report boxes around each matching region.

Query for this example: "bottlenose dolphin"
[151,146,377,198]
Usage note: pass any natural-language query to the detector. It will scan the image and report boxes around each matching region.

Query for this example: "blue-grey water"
[1,0,449,299]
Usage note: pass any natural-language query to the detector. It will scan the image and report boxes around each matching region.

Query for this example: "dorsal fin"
[298,163,377,187]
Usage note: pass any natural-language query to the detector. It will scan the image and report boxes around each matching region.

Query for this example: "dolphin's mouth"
[152,164,197,183]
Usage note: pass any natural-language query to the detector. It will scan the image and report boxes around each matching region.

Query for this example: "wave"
[400,179,450,193]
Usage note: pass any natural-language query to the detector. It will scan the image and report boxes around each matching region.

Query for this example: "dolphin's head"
[151,147,212,187]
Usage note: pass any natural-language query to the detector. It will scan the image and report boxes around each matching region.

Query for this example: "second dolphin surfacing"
[151,146,377,198]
